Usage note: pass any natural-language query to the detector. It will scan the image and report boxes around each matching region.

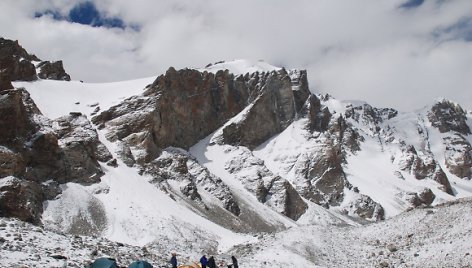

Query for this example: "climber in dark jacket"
[231,256,238,268]
[200,255,208,268]
[207,256,217,268]
[170,252,177,268]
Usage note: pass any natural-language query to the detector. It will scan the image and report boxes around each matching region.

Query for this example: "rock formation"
[0,89,111,223]
[0,176,43,224]
[37,60,71,81]
[428,100,470,135]
[0,37,70,82]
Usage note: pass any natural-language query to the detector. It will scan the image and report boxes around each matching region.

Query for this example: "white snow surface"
[200,59,281,75]
[13,77,155,119]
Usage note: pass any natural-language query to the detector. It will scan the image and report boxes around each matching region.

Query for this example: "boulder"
[0,176,44,224]
[349,194,385,221]
[37,61,71,81]
[404,188,436,208]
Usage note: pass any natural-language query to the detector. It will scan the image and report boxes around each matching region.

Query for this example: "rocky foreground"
[1,197,472,268]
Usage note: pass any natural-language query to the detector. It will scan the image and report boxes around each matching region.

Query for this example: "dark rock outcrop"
[0,38,38,81]
[0,70,13,91]
[431,168,454,195]
[0,176,43,224]
[23,131,63,182]
[256,176,308,221]
[405,188,436,208]
[0,38,70,82]
[0,88,41,150]
[37,61,71,81]
[0,88,110,223]
[444,134,472,180]
[222,69,300,149]
[348,194,385,220]
[303,95,332,132]
[289,69,311,113]
[400,146,436,180]
[0,146,25,178]
[345,104,398,134]
[428,100,471,135]
[144,148,241,216]
[224,147,308,221]
[51,113,113,184]
[398,145,454,194]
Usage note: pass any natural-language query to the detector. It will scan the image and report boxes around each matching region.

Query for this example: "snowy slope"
[200,59,281,75]
[3,198,472,267]
[13,77,155,119]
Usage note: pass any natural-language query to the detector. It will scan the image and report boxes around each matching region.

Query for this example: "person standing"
[200,255,208,268]
[207,256,217,268]
[231,256,238,268]
[170,252,177,268]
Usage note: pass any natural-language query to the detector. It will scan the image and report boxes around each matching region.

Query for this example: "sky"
[1,0,471,111]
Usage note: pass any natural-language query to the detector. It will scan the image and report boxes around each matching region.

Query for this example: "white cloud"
[1,0,471,111]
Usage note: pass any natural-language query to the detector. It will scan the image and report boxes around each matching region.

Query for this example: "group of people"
[170,252,238,268]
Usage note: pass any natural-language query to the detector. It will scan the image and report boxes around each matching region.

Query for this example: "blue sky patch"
[35,1,131,30]
[399,0,425,9]
[433,17,472,42]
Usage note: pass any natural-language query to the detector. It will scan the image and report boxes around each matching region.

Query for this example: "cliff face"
[91,65,388,222]
[91,67,313,222]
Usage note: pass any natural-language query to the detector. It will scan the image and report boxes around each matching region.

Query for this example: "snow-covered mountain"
[1,39,472,267]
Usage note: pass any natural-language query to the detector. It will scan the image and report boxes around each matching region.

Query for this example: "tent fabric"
[128,260,153,268]
[87,257,119,268]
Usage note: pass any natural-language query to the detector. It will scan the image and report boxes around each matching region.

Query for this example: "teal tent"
[128,260,153,268]
[86,257,119,268]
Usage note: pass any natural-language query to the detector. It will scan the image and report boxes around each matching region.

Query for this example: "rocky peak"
[428,99,470,135]
[0,38,39,62]
[37,60,71,81]
[0,37,70,82]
